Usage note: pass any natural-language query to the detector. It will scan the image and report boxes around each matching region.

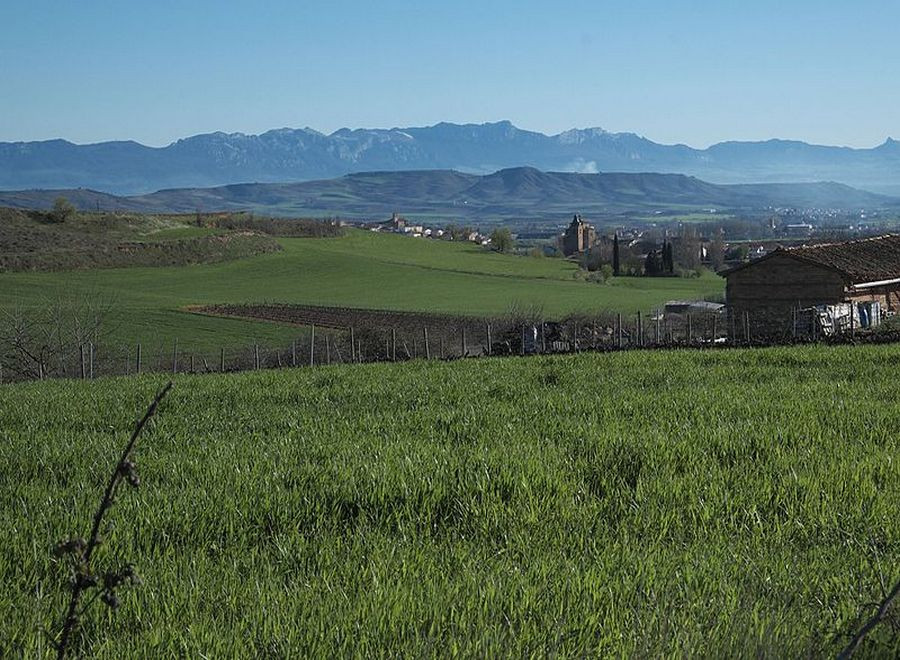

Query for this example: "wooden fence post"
[423,327,430,359]
[440,336,445,359]
[391,328,397,361]
[521,325,526,356]
[136,343,142,374]
[461,327,467,357]
[712,313,718,344]
[172,339,178,374]
[309,325,316,366]
[744,311,751,344]
[541,321,547,353]
[350,327,356,362]
[486,323,492,356]
[617,313,623,349]
[637,311,643,347]
[89,342,94,380]
[255,344,260,370]
[688,314,693,345]
[326,336,332,365]
[80,344,86,379]
[220,347,225,372]
[190,354,195,374]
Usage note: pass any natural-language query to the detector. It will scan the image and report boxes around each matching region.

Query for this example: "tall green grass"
[2,344,895,656]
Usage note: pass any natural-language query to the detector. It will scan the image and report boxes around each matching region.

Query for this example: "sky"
[1,0,898,148]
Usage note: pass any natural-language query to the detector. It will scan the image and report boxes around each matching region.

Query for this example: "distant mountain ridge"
[1,121,899,195]
[1,167,893,222]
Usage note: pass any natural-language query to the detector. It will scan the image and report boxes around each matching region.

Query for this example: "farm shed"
[723,234,900,336]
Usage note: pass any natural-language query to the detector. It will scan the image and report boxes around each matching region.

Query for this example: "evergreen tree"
[613,233,620,276]
[662,240,674,274]
[645,249,663,276]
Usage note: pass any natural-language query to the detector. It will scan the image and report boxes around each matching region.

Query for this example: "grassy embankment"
[1,227,722,350]
[0,208,283,272]
[1,344,897,655]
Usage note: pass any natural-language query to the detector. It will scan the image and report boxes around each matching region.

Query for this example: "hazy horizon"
[3,1,898,149]
[2,119,897,152]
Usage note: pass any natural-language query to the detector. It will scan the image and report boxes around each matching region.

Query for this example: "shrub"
[490,227,515,253]
[50,197,76,223]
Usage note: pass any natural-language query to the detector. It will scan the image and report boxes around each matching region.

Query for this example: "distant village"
[348,206,894,278]
[359,213,492,246]
[342,207,900,339]
[556,208,893,273]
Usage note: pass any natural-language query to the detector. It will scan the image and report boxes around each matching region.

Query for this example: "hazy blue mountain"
[1,122,898,195]
[1,167,893,221]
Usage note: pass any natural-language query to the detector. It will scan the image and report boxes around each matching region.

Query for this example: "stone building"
[723,234,900,335]
[561,214,596,256]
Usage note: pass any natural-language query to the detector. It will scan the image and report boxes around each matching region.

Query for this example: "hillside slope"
[1,167,893,221]
[0,208,283,272]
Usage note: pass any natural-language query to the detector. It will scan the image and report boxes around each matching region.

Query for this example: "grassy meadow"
[0,228,723,350]
[1,344,897,656]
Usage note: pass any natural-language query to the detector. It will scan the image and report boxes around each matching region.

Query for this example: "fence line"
[0,305,893,384]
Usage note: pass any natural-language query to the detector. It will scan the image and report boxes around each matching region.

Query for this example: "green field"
[636,212,734,224]
[1,344,897,656]
[0,229,723,350]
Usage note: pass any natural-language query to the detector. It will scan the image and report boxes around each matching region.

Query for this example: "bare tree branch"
[838,578,900,658]
[54,381,173,659]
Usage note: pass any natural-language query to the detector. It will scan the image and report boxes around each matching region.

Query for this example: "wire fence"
[1,304,893,384]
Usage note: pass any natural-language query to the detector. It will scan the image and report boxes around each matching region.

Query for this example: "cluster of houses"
[561,212,900,336]
[559,214,711,268]
[362,213,491,245]
[353,210,900,338]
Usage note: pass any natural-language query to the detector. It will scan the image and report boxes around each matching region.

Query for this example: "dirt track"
[192,303,490,334]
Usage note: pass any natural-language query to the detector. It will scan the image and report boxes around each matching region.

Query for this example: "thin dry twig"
[54,381,173,660]
[838,578,900,658]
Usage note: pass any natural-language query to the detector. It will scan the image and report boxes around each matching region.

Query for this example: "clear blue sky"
[2,0,897,148]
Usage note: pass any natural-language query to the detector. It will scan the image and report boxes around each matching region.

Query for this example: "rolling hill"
[0,227,723,350]
[0,167,894,222]
[2,121,899,195]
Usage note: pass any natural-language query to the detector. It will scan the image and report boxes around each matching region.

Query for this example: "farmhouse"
[724,234,900,334]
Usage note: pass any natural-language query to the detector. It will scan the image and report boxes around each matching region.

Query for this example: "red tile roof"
[725,234,900,284]
[785,234,900,283]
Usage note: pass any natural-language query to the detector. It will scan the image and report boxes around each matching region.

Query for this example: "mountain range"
[1,168,893,222]
[1,121,899,196]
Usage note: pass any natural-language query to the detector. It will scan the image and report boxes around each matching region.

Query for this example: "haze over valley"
[2,121,899,196]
